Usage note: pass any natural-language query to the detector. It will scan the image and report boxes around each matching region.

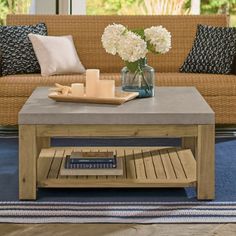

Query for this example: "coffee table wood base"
[19,124,215,201]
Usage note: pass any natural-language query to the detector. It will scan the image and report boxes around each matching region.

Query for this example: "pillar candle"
[71,83,84,97]
[97,80,115,98]
[86,69,100,97]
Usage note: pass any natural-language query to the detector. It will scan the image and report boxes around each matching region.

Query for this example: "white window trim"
[30,0,86,15]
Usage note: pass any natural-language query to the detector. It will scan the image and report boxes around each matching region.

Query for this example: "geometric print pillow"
[180,24,236,74]
[0,49,2,76]
[0,23,47,76]
[231,56,236,75]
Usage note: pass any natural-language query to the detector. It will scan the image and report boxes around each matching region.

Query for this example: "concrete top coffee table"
[19,87,215,200]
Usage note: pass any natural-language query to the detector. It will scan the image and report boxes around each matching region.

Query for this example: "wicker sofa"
[1,14,235,125]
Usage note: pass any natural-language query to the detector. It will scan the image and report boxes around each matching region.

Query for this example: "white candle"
[97,80,115,98]
[71,83,84,97]
[86,69,100,97]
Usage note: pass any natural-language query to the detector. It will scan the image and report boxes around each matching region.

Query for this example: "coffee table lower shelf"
[37,147,196,188]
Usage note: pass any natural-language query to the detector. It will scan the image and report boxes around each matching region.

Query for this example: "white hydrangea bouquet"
[101,23,171,97]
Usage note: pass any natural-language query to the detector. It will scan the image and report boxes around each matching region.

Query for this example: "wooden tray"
[48,91,139,105]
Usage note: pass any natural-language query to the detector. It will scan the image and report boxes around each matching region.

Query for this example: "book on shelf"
[60,151,123,176]
[65,155,117,169]
[70,151,115,158]
[69,151,116,164]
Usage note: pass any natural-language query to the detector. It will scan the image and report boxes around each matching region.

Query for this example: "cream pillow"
[28,34,85,76]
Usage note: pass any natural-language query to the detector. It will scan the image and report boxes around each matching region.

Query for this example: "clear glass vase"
[121,58,155,98]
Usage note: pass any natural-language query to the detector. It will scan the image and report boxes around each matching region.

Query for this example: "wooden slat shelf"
[37,147,196,188]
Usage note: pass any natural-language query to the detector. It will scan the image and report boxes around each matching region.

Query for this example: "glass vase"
[121,58,155,98]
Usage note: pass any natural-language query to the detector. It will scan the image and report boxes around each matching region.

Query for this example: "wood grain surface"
[37,147,196,188]
[0,223,235,236]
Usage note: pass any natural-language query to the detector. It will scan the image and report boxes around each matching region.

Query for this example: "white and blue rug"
[0,137,235,223]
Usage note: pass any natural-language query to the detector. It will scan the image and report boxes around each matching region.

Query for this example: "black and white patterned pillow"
[0,49,2,76]
[231,56,236,74]
[0,23,47,76]
[180,24,236,74]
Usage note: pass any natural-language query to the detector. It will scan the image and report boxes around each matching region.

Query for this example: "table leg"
[19,125,37,200]
[197,125,215,200]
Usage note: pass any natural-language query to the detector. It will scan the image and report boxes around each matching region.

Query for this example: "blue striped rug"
[0,201,236,223]
[0,137,235,223]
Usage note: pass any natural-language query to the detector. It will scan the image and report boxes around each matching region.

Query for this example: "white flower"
[117,31,148,62]
[144,26,171,54]
[101,23,126,55]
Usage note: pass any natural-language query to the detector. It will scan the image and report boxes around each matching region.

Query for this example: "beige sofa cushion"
[0,73,235,97]
[156,73,236,96]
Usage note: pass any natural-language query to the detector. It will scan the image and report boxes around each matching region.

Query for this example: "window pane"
[86,0,188,15]
[86,0,236,26]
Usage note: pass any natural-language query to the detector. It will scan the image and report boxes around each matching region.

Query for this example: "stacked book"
[65,151,117,169]
[60,151,123,176]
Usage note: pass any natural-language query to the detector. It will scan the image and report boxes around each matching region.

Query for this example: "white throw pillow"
[28,34,85,76]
